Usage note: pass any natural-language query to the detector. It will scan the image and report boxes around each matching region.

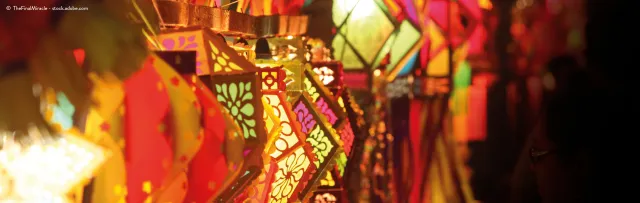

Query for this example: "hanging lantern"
[292,93,343,200]
[155,50,249,202]
[302,68,346,129]
[149,53,205,202]
[156,28,260,75]
[121,57,174,203]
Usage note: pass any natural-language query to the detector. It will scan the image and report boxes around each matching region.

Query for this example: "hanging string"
[221,0,240,8]
[132,0,166,50]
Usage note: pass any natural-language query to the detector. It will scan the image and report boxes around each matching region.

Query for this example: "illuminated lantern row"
[155,27,272,202]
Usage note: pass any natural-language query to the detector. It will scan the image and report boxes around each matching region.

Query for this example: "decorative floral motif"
[306,125,334,167]
[270,147,311,202]
[209,41,243,73]
[294,102,316,134]
[215,82,257,138]
[316,98,338,125]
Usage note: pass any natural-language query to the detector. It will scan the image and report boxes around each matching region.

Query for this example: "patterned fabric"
[123,57,173,203]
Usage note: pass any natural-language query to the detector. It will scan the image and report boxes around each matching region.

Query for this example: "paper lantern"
[302,68,347,129]
[156,27,259,75]
[239,91,317,202]
[122,57,173,203]
[332,0,396,70]
[155,51,248,202]
[293,93,343,200]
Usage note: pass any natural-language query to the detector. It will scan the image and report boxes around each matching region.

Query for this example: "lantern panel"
[263,92,306,161]
[157,30,208,75]
[303,69,347,129]
[332,0,358,27]
[293,93,343,199]
[212,72,265,146]
[269,146,315,202]
[385,20,424,81]
[332,0,395,70]
[263,97,282,155]
[331,35,365,70]
[339,0,394,64]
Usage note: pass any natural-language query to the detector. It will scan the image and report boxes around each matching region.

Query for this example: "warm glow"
[286,36,294,40]
[373,69,381,77]
[313,66,336,85]
[478,0,493,10]
[0,131,107,202]
[350,0,376,20]
[543,72,556,91]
